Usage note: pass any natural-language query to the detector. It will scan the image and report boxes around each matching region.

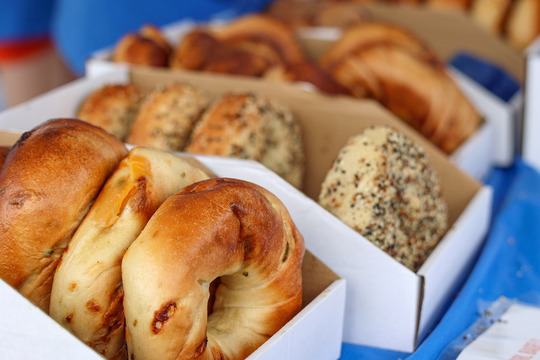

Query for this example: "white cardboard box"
[522,37,540,172]
[0,129,346,360]
[0,68,492,352]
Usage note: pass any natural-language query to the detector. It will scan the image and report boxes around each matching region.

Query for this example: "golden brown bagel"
[0,119,127,312]
[122,178,305,360]
[113,25,172,67]
[50,147,211,360]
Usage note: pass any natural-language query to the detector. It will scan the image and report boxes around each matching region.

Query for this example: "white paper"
[458,303,540,360]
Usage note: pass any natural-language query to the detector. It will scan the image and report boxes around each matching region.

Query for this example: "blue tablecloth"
[340,157,540,359]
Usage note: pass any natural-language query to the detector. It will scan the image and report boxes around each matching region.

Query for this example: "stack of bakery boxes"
[0,3,529,359]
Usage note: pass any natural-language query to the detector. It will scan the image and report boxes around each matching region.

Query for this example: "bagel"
[126,83,210,151]
[0,119,127,311]
[186,92,305,189]
[113,25,172,67]
[77,84,145,140]
[122,177,305,360]
[50,147,212,360]
[318,126,448,271]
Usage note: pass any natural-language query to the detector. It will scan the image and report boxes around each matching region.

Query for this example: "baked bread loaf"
[126,83,210,151]
[187,92,305,188]
[50,147,211,360]
[319,126,448,271]
[122,178,305,360]
[320,23,481,154]
[113,25,172,67]
[76,84,145,140]
[0,119,127,312]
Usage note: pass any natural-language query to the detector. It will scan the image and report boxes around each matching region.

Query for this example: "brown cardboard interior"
[0,131,22,147]
[0,129,340,310]
[298,3,524,83]
[302,250,340,306]
[129,66,481,226]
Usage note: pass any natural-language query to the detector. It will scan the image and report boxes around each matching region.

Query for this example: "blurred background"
[0,0,273,109]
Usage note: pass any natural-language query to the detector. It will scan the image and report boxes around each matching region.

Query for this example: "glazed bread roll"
[0,119,127,312]
[50,147,211,360]
[319,126,448,271]
[321,23,481,154]
[187,92,305,189]
[122,178,305,360]
[113,24,172,67]
[126,83,210,151]
[77,84,145,140]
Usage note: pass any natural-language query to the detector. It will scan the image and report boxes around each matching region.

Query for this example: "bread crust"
[50,147,211,360]
[0,119,127,312]
[122,178,305,360]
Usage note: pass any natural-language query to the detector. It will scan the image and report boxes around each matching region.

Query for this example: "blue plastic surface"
[450,53,521,102]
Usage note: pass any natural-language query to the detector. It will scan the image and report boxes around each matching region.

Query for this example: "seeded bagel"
[318,125,448,271]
